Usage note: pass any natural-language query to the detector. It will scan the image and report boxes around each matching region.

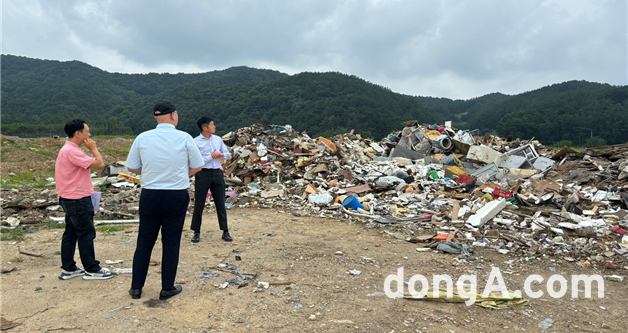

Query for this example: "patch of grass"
[1,138,53,161]
[95,225,128,233]
[1,172,53,189]
[0,137,17,146]
[32,149,54,156]
[47,221,66,229]
[24,144,54,156]
[53,250,61,255]
[0,227,26,242]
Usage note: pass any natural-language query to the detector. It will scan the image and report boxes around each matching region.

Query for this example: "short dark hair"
[197,117,213,131]
[64,119,86,138]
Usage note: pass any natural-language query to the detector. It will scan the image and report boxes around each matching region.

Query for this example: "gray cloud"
[3,0,626,99]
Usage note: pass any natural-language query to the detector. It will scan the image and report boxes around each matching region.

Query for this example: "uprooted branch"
[13,305,55,322]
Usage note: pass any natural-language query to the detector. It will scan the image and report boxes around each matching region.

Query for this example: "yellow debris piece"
[404,288,529,309]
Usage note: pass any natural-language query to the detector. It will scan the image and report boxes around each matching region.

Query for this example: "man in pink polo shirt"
[55,119,114,280]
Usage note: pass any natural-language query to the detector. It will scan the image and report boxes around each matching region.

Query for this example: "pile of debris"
[2,121,627,269]
[207,122,628,267]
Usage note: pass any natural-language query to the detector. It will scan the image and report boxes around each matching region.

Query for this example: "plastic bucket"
[342,195,364,210]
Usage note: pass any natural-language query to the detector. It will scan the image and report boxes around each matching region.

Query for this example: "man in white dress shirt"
[126,102,204,300]
[190,117,233,243]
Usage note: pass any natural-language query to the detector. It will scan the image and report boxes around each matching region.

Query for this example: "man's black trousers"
[191,168,228,232]
[131,189,188,290]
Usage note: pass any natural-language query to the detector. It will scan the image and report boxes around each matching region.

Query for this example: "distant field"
[0,136,134,189]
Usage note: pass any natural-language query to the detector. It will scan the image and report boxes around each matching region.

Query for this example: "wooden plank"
[452,201,460,220]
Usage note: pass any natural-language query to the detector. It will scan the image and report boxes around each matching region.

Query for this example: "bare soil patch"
[1,208,626,332]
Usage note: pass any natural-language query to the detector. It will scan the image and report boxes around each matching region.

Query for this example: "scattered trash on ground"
[2,121,627,270]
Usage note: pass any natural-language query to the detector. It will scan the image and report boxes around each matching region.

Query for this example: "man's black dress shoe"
[222,231,233,242]
[159,285,182,300]
[129,288,142,299]
[191,232,200,243]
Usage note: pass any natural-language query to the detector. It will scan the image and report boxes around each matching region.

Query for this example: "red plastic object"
[457,175,475,186]
[610,226,627,236]
[492,188,513,199]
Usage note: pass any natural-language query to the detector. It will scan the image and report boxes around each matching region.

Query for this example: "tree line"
[2,54,626,145]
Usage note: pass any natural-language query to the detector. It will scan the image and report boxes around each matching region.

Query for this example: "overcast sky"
[2,0,626,99]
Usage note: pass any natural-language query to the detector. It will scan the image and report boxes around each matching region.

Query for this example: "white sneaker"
[82,268,115,280]
[58,267,86,280]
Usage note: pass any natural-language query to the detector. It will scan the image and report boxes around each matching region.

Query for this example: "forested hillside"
[108,71,436,139]
[1,55,626,145]
[1,55,287,136]
[494,85,627,146]
[417,81,627,145]
[1,55,434,139]
[415,92,512,125]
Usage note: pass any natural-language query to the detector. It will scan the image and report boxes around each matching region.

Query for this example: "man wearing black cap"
[125,102,204,300]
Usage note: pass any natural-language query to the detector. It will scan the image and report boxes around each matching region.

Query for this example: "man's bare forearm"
[189,167,202,176]
[90,148,105,170]
[128,167,142,175]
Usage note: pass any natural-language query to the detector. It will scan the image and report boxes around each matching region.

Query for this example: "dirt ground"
[1,207,626,333]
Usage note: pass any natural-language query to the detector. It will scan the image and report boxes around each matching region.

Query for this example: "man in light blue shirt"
[190,116,233,243]
[126,102,204,301]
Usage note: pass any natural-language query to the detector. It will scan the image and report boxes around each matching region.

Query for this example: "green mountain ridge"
[92,71,436,139]
[415,92,513,125]
[1,54,626,145]
[466,80,618,130]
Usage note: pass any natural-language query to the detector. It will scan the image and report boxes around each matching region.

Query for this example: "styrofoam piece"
[466,199,507,227]
[558,222,581,230]
[370,142,385,153]
[391,157,413,165]
[453,131,474,145]
[531,223,544,231]
[591,190,608,202]
[466,145,503,164]
[550,227,564,235]
[494,218,514,226]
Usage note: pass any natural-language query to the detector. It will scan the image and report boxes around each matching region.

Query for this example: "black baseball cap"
[153,102,176,116]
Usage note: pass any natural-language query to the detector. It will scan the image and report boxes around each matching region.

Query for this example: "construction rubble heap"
[2,121,628,271]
